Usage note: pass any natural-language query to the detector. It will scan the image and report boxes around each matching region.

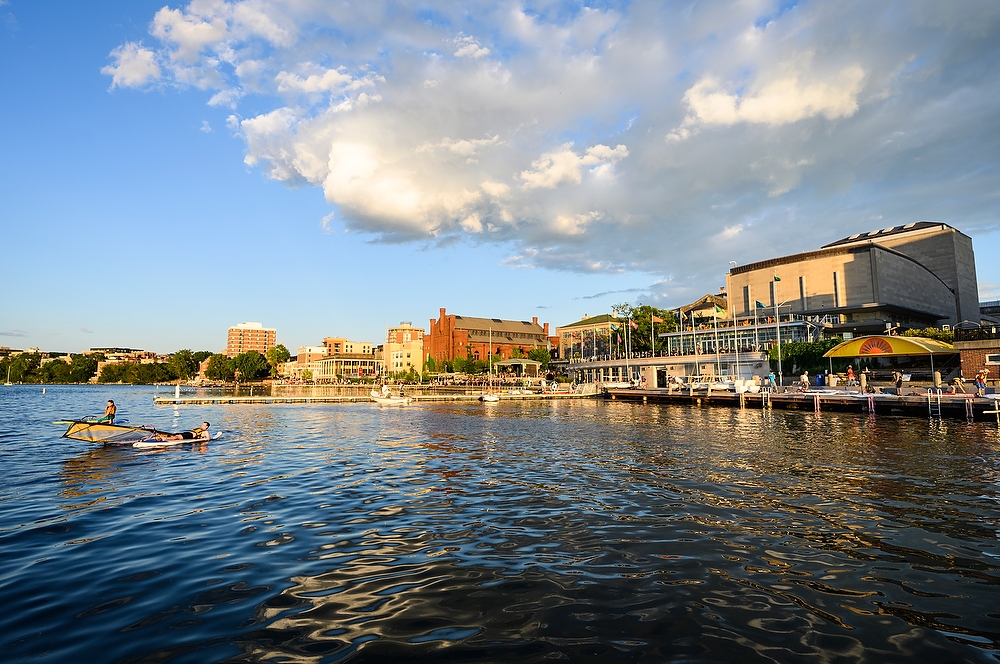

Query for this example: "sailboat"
[370,382,413,406]
[4,364,11,385]
[480,328,500,402]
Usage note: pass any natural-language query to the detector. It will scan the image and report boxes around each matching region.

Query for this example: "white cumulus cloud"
[520,144,628,189]
[670,66,866,140]
[102,42,161,89]
[104,0,1000,305]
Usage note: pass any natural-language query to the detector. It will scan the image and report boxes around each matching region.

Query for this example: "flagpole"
[713,307,721,378]
[767,272,783,387]
[625,317,631,382]
[775,300,782,387]
[734,320,740,381]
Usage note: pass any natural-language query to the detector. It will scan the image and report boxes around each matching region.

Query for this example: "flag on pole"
[773,275,781,282]
[713,304,725,316]
[629,319,638,329]
[651,315,663,323]
[755,300,766,309]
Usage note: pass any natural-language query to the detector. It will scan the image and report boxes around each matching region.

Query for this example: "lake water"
[1,384,999,663]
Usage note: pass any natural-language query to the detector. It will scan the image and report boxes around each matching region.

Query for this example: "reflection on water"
[0,385,998,662]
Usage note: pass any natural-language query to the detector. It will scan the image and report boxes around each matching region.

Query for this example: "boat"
[480,328,500,402]
[4,364,11,385]
[133,431,222,447]
[370,384,413,406]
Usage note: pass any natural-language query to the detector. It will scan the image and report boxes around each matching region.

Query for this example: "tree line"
[1,353,101,384]
[0,345,291,384]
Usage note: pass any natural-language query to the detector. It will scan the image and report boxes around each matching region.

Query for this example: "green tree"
[901,327,954,343]
[527,347,551,370]
[98,361,178,384]
[265,344,291,377]
[98,362,129,383]
[205,354,235,381]
[301,369,313,381]
[40,359,71,383]
[424,356,437,373]
[7,353,42,383]
[68,354,99,383]
[611,303,677,353]
[232,350,269,381]
[169,349,198,380]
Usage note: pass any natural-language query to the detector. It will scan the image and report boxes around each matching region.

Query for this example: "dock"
[153,392,597,406]
[606,388,1000,423]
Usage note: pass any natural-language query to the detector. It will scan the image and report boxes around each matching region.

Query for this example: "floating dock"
[606,388,1000,423]
[153,392,595,406]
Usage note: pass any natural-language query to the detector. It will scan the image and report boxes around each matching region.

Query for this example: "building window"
[833,272,840,308]
[742,285,750,314]
[799,276,807,311]
[769,280,775,307]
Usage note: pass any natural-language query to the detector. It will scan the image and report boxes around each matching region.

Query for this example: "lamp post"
[773,299,791,387]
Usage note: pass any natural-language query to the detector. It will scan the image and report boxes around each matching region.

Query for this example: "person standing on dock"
[975,368,989,397]
[799,371,809,390]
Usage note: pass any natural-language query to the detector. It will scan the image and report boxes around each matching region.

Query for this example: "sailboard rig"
[59,420,159,443]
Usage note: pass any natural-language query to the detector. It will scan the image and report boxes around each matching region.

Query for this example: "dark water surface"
[1,385,999,663]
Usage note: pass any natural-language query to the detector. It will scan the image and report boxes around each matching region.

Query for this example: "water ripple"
[0,387,998,662]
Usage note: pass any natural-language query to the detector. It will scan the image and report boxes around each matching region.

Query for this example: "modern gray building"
[726,222,979,334]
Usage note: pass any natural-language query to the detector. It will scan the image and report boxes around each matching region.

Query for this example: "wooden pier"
[606,388,1000,423]
[153,392,596,406]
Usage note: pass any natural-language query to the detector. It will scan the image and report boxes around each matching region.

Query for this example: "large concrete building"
[425,308,550,366]
[225,322,277,357]
[726,222,979,335]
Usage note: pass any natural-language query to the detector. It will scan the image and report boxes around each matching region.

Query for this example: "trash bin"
[816,374,824,387]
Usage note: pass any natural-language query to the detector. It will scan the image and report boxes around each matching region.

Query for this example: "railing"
[954,327,1000,342]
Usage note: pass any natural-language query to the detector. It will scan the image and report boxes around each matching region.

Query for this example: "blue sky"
[2,1,999,354]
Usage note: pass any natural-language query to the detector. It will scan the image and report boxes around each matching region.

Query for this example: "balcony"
[954,326,1000,342]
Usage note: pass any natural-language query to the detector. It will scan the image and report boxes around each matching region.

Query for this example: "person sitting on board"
[147,422,210,442]
[97,400,116,424]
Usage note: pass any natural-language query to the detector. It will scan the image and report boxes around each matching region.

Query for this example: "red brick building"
[226,322,277,357]
[425,308,550,366]
[954,326,1000,382]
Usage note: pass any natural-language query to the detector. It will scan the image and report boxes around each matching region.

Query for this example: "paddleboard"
[133,431,223,448]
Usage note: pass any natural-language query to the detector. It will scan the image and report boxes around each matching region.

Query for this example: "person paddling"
[146,422,210,442]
